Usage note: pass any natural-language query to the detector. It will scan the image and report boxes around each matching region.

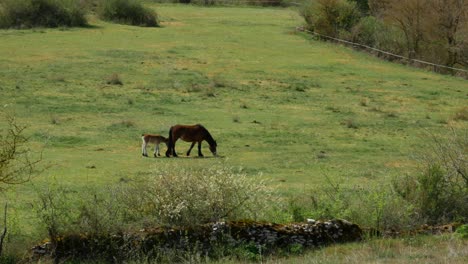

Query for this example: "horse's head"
[210,140,217,156]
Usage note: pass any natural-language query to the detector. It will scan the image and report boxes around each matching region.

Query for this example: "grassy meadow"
[0,2,467,260]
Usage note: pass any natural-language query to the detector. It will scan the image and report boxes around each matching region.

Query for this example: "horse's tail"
[165,126,173,157]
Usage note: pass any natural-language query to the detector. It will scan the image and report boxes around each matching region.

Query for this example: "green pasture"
[0,3,467,247]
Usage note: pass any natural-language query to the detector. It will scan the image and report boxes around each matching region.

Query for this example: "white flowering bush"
[122,164,274,227]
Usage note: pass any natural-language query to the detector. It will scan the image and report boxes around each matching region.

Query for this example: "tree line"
[301,0,468,74]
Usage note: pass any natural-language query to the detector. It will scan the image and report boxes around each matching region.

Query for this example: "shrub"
[121,165,273,227]
[351,17,407,58]
[342,118,358,129]
[97,0,159,27]
[455,224,468,239]
[36,165,273,236]
[284,182,416,231]
[36,184,79,247]
[349,0,369,14]
[0,0,87,29]
[394,128,468,224]
[453,107,468,121]
[300,0,361,37]
[350,16,382,46]
[106,73,123,85]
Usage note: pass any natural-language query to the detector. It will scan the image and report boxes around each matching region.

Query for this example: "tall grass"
[0,0,87,29]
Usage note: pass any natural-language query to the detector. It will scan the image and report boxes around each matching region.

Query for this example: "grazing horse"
[165,124,217,157]
[141,134,169,157]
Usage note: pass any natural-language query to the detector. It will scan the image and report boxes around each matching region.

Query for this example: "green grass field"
[0,3,467,260]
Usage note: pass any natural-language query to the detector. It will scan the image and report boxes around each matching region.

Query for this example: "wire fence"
[160,0,467,76]
[297,27,468,75]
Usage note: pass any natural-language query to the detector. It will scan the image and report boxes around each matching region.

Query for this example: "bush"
[394,128,468,224]
[36,165,273,237]
[0,0,87,29]
[121,165,273,227]
[97,0,159,27]
[106,73,123,85]
[300,0,361,37]
[350,16,382,46]
[455,224,468,239]
[285,182,416,231]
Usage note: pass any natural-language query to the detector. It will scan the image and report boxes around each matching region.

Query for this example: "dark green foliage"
[300,0,361,37]
[350,16,381,46]
[0,0,87,29]
[349,0,369,14]
[0,255,18,264]
[418,165,463,221]
[97,0,159,27]
[395,165,468,224]
[455,224,468,239]
[351,12,412,60]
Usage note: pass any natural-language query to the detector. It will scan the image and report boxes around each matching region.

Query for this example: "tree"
[383,0,428,59]
[0,114,40,256]
[301,0,361,37]
[429,0,468,67]
[0,115,39,190]
[368,0,391,17]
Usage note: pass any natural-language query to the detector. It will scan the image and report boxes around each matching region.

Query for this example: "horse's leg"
[165,142,172,157]
[166,140,177,157]
[198,141,203,157]
[142,140,148,157]
[154,143,159,157]
[187,142,196,156]
[172,139,179,157]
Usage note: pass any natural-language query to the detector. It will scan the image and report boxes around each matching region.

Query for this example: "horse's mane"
[198,124,216,146]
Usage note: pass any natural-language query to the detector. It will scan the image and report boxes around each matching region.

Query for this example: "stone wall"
[32,219,362,261]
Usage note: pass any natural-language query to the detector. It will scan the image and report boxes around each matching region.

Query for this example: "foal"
[141,134,169,157]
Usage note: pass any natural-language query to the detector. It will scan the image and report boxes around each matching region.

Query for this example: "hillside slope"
[0,4,467,244]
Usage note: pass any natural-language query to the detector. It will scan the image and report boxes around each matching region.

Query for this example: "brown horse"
[165,124,217,157]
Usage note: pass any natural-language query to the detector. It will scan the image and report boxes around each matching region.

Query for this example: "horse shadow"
[166,155,224,159]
